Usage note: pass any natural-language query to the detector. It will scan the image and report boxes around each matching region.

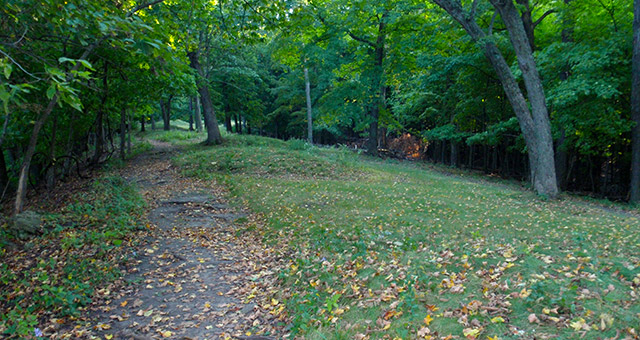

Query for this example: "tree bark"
[631,0,640,203]
[46,114,58,189]
[187,50,222,145]
[366,17,387,156]
[189,97,194,131]
[151,115,156,130]
[162,96,172,131]
[120,106,126,161]
[194,96,203,133]
[127,111,132,154]
[433,0,558,197]
[15,92,59,213]
[304,67,313,144]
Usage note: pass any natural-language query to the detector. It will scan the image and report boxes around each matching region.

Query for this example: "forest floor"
[0,138,286,340]
[2,130,639,340]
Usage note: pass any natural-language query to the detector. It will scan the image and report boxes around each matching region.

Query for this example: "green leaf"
[46,84,57,99]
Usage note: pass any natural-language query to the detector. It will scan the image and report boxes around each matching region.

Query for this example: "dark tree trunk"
[555,0,573,190]
[0,147,8,196]
[151,116,156,130]
[93,64,108,164]
[46,114,58,189]
[187,50,222,145]
[120,106,126,161]
[162,96,172,131]
[225,114,232,133]
[304,67,313,143]
[433,0,558,197]
[127,111,131,154]
[141,117,146,132]
[235,114,242,134]
[631,0,640,202]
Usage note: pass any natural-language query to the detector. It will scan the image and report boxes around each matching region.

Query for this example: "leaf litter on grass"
[170,134,640,340]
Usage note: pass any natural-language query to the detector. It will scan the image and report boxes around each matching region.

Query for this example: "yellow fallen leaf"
[424,314,433,326]
[271,298,279,306]
[490,316,504,323]
[120,301,127,307]
[105,335,113,340]
[463,327,482,339]
[161,331,172,338]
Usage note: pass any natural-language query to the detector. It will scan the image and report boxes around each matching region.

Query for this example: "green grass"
[164,132,639,340]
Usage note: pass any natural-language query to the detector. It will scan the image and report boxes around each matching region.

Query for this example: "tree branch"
[488,11,498,35]
[347,31,376,48]
[532,9,556,28]
[127,0,165,17]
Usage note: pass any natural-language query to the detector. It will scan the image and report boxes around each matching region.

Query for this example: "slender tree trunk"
[63,111,75,176]
[151,116,156,130]
[162,97,172,131]
[46,114,58,189]
[120,106,126,161]
[127,111,131,154]
[140,116,146,132]
[189,97,194,131]
[225,114,232,133]
[15,92,59,213]
[93,64,108,164]
[304,67,313,143]
[366,19,387,156]
[433,0,558,197]
[235,115,241,134]
[194,96,203,133]
[187,50,222,145]
[0,146,8,196]
[631,0,640,202]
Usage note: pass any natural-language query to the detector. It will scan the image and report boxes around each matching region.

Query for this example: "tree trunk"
[556,0,573,190]
[15,92,59,214]
[225,114,232,133]
[127,111,132,154]
[187,51,222,145]
[366,18,387,157]
[433,0,558,197]
[631,0,640,203]
[189,97,194,131]
[194,96,203,133]
[140,116,146,132]
[515,0,536,50]
[162,97,172,131]
[120,106,126,161]
[93,64,108,164]
[151,116,156,130]
[46,114,58,189]
[304,67,313,144]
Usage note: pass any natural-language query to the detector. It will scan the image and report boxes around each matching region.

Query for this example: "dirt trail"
[79,140,283,340]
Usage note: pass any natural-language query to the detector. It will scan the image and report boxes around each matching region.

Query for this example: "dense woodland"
[1,0,639,212]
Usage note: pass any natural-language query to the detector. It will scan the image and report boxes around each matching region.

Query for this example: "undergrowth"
[0,176,145,339]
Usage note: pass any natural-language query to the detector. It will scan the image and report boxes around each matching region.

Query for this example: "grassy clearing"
[164,132,639,340]
[0,177,145,338]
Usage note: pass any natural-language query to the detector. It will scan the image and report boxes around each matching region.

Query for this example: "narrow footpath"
[76,141,285,340]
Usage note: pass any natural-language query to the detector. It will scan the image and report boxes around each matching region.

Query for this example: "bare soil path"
[76,140,284,340]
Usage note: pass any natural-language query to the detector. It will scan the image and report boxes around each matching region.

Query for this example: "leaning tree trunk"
[631,0,640,203]
[187,51,222,145]
[304,67,313,144]
[489,0,558,197]
[432,0,558,197]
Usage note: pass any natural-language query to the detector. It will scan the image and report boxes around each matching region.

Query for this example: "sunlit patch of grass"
[170,131,640,340]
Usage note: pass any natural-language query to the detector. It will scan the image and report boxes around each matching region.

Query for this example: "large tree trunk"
[187,51,222,145]
[631,0,640,203]
[433,0,558,197]
[304,67,313,144]
[555,0,573,190]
